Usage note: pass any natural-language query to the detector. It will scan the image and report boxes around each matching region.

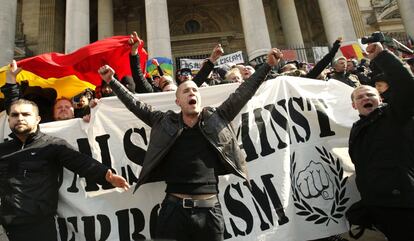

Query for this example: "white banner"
[312,47,330,63]
[217,51,244,66]
[1,77,361,241]
[179,58,204,71]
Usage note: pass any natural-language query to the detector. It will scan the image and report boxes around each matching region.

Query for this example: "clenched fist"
[98,65,115,84]
[296,161,334,200]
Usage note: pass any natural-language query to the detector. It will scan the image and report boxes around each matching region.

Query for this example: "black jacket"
[330,72,360,87]
[348,50,414,207]
[0,130,110,225]
[130,54,154,93]
[110,63,273,191]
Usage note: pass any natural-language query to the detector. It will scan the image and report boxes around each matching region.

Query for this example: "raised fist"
[6,60,22,84]
[98,65,115,84]
[296,161,334,200]
[129,31,143,55]
[151,58,159,66]
[267,48,283,67]
[209,44,224,63]
[366,42,384,60]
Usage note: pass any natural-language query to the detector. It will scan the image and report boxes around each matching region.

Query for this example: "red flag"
[16,36,148,87]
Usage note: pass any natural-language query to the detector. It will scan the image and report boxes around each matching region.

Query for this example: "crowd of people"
[1,32,414,124]
[1,30,414,241]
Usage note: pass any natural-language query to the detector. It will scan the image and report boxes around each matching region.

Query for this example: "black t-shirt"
[162,123,224,194]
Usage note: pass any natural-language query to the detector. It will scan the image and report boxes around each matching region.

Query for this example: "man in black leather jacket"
[99,47,283,241]
[348,42,414,241]
[0,99,129,241]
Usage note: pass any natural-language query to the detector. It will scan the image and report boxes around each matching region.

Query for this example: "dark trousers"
[155,196,224,241]
[368,206,414,241]
[3,215,57,241]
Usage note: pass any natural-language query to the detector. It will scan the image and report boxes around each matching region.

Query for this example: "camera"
[361,31,385,44]
[356,58,367,73]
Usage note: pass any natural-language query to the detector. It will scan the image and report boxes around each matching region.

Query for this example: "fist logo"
[296,161,334,200]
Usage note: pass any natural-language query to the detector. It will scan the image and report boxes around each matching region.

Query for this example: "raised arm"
[152,58,165,77]
[306,37,342,79]
[1,60,22,114]
[129,31,154,93]
[98,65,162,127]
[217,48,282,121]
[367,42,414,119]
[193,44,224,86]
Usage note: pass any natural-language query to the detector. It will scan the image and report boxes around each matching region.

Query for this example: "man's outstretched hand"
[106,170,130,191]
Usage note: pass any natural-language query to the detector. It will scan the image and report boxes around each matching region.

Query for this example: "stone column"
[239,0,272,62]
[0,0,17,66]
[276,0,304,47]
[38,0,65,53]
[318,0,357,44]
[65,0,89,53]
[346,0,367,38]
[98,0,113,40]
[397,0,414,40]
[38,0,55,53]
[145,0,172,60]
[276,0,307,61]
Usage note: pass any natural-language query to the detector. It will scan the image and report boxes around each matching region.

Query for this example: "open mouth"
[189,99,197,105]
[363,103,373,108]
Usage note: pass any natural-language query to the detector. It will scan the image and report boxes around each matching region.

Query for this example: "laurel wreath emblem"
[290,146,349,225]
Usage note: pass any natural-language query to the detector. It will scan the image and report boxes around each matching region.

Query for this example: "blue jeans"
[155,195,224,241]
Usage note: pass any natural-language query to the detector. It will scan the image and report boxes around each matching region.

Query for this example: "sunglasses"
[180,71,192,76]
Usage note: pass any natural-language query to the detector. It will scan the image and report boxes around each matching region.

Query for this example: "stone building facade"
[1,0,413,67]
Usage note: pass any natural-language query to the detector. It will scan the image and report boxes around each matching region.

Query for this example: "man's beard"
[12,125,33,135]
[56,112,72,120]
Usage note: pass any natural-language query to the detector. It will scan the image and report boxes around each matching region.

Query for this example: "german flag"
[0,36,148,98]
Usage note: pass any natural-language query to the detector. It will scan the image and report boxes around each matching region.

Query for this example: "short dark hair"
[371,73,388,84]
[8,98,39,116]
[55,97,72,104]
[179,68,192,76]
